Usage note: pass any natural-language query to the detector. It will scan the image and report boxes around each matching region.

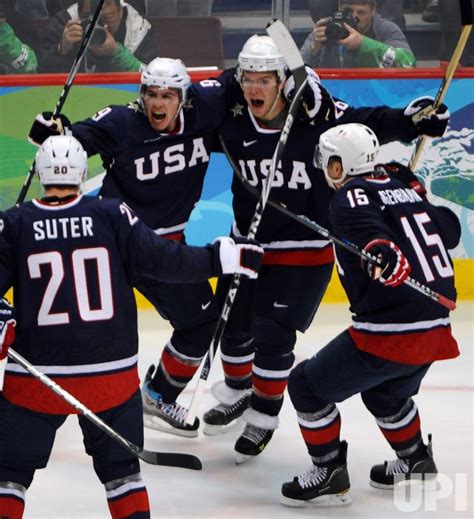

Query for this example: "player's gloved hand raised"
[376,162,427,197]
[362,239,411,288]
[214,236,264,279]
[0,298,16,360]
[28,112,72,147]
[404,96,450,137]
[283,66,335,123]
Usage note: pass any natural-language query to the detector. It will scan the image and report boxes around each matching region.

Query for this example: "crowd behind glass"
[0,0,473,74]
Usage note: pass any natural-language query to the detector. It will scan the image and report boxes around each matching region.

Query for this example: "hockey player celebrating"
[202,34,452,464]
[28,57,233,438]
[0,135,263,518]
[279,123,459,507]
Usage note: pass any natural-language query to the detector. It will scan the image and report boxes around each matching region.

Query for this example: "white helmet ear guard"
[140,57,191,102]
[315,123,380,189]
[236,34,287,84]
[35,135,88,188]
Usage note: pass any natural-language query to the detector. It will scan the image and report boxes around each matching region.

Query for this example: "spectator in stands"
[39,0,155,73]
[0,0,38,73]
[308,0,406,30]
[302,0,416,68]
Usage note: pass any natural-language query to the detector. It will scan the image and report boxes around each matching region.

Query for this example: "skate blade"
[234,451,255,465]
[144,414,198,438]
[280,490,352,508]
[203,417,243,436]
[370,475,439,491]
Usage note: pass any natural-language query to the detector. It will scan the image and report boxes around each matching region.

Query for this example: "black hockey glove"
[404,96,450,137]
[213,236,264,279]
[375,162,427,197]
[283,66,335,124]
[362,239,411,288]
[0,298,16,360]
[29,112,72,147]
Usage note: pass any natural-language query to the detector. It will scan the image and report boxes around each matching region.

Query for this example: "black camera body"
[325,9,358,41]
[79,16,107,46]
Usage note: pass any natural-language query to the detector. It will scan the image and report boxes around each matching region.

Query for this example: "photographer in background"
[0,0,39,73]
[38,0,155,72]
[301,0,416,68]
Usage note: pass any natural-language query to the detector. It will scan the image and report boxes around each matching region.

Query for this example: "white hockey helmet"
[236,35,287,84]
[35,135,88,188]
[140,57,192,101]
[316,123,380,189]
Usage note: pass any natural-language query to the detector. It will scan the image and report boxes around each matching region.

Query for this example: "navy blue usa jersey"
[0,196,220,414]
[329,171,459,365]
[71,80,228,238]
[216,68,420,267]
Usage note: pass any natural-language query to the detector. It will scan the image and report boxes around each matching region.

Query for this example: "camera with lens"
[79,16,107,46]
[324,9,358,41]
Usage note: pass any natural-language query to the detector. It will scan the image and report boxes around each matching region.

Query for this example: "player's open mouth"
[251,100,264,108]
[152,112,166,122]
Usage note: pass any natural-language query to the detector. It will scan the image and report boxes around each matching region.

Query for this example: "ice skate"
[202,381,251,435]
[370,434,437,489]
[142,365,199,438]
[280,441,351,508]
[234,423,274,464]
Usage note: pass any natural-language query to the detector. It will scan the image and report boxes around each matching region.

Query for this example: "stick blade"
[139,449,203,470]
[266,19,305,71]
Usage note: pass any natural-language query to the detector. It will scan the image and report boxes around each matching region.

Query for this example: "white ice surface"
[20,302,473,518]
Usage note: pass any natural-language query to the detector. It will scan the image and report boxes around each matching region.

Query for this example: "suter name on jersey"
[33,216,94,241]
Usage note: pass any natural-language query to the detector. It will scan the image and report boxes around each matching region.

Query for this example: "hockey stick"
[409,0,473,170]
[16,0,107,205]
[7,348,202,470]
[219,135,457,311]
[185,20,308,425]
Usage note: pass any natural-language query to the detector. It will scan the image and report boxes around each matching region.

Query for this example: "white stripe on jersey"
[153,222,187,235]
[6,353,138,376]
[232,221,331,250]
[352,317,451,333]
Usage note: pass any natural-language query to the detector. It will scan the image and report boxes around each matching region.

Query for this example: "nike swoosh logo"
[243,140,258,147]
[201,301,211,310]
[273,302,288,308]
